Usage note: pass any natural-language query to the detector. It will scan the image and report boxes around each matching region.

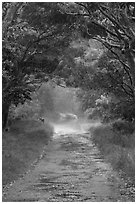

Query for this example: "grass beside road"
[90,121,135,182]
[2,119,53,187]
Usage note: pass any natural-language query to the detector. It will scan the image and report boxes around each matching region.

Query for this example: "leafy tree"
[58,2,135,121]
[75,2,135,82]
[83,3,134,94]
[2,2,76,128]
[56,38,103,87]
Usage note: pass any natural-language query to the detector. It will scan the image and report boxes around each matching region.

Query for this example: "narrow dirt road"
[3,123,133,202]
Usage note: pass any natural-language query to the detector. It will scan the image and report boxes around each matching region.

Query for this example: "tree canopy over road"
[2,2,135,128]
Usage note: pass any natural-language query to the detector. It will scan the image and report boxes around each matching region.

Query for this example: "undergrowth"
[2,119,53,186]
[90,121,135,182]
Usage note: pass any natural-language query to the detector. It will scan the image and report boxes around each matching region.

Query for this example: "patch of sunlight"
[52,119,101,137]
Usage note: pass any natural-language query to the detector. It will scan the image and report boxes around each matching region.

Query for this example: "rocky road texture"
[3,130,134,202]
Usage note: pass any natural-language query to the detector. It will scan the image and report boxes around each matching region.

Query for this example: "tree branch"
[99,5,131,39]
[75,2,91,15]
[20,29,60,65]
[88,21,119,39]
[92,36,133,88]
[121,84,134,97]
[122,81,134,94]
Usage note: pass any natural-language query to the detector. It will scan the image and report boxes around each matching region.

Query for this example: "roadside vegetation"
[3,119,53,187]
[81,90,135,183]
[90,121,135,183]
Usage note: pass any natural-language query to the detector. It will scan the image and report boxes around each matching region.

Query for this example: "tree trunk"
[2,102,10,129]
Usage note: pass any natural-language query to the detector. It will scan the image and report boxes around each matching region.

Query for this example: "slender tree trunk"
[126,52,135,88]
[2,102,10,129]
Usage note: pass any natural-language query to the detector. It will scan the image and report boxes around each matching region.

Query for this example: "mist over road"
[3,120,132,202]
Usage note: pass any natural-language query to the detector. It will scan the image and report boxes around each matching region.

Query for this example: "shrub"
[112,120,135,134]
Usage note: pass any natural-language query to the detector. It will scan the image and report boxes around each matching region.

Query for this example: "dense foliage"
[57,2,135,122]
[2,2,135,128]
[2,2,76,128]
